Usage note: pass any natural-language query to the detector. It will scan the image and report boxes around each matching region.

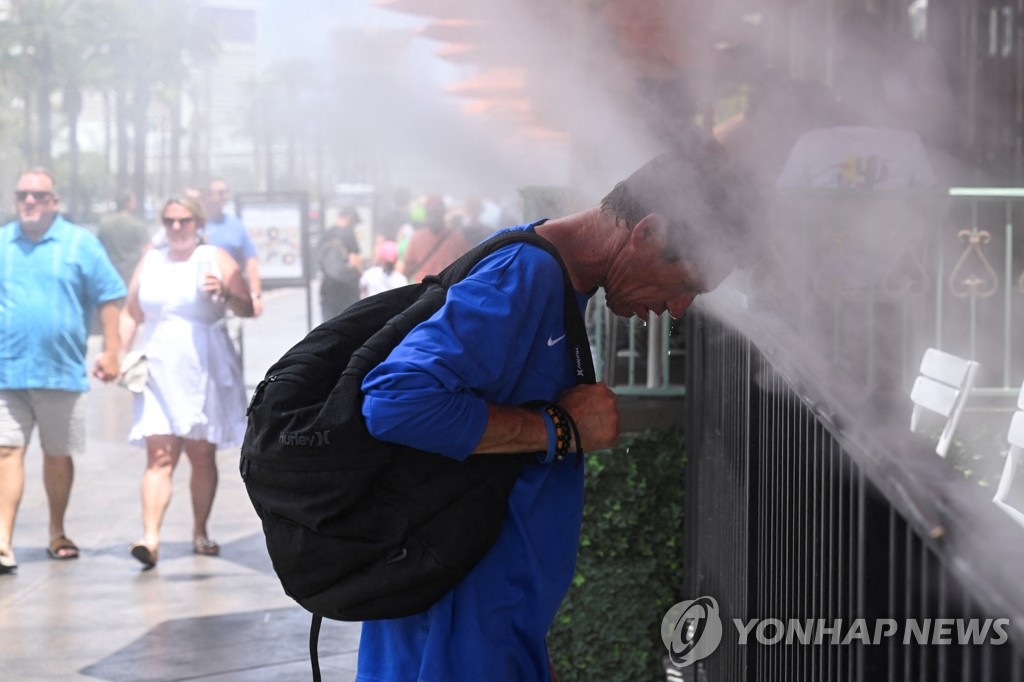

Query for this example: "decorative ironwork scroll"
[949,229,998,298]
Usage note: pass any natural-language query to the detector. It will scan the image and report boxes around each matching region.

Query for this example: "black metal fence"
[679,300,1024,681]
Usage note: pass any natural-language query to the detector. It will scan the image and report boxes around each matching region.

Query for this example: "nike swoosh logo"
[547,334,566,347]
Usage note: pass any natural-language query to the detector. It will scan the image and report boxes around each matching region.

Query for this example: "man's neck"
[534,208,623,294]
[20,216,56,242]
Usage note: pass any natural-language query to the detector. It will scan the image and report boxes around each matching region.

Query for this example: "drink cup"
[197,259,213,297]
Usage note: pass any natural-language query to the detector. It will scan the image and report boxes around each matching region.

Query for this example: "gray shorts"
[0,389,86,457]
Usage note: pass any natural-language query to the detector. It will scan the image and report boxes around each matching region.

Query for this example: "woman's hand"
[200,273,227,301]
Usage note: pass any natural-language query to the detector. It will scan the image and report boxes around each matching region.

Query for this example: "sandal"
[193,539,220,556]
[47,536,79,561]
[130,541,158,569]
[0,548,16,574]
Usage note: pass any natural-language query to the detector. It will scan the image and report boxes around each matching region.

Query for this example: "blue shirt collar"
[6,214,70,243]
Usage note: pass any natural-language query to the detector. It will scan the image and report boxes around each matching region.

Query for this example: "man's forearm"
[472,404,548,455]
[93,300,124,381]
[474,383,620,455]
[245,257,263,315]
[246,258,261,296]
[99,301,122,355]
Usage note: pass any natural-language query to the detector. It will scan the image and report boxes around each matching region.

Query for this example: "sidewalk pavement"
[0,286,362,681]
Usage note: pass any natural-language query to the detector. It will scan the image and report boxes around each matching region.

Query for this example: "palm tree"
[147,0,219,193]
[0,18,33,168]
[56,1,122,218]
[0,1,52,166]
[240,72,273,191]
[0,0,220,213]
[245,59,324,192]
[119,0,217,203]
[0,0,130,215]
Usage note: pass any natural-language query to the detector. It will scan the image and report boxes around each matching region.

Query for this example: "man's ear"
[631,213,671,249]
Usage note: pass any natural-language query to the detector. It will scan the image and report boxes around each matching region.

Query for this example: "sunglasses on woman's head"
[162,216,195,228]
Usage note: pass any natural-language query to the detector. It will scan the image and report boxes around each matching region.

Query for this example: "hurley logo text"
[278,430,332,447]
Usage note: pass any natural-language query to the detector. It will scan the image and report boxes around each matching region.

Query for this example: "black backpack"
[240,230,594,626]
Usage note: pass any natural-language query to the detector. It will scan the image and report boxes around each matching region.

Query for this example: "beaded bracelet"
[546,405,571,461]
[534,403,583,465]
[537,407,558,464]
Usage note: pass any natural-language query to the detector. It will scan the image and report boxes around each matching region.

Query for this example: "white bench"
[992,382,1024,528]
[909,348,980,458]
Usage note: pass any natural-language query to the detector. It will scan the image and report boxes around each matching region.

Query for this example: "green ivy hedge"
[548,428,686,682]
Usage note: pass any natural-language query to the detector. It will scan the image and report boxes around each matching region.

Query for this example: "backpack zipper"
[246,374,279,415]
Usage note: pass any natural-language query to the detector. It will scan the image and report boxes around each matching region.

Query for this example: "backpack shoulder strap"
[436,229,595,385]
[435,229,554,284]
[346,230,595,388]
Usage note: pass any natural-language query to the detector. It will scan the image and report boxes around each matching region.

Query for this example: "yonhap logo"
[660,594,1010,667]
[661,596,724,667]
[278,429,332,447]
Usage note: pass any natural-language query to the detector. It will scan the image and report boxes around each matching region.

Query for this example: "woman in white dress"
[120,196,253,568]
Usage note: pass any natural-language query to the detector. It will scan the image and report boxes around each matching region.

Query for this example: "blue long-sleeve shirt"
[358,223,592,682]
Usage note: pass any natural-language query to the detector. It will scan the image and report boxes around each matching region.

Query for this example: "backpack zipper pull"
[246,374,278,415]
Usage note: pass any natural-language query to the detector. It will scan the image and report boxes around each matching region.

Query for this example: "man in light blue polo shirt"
[201,179,263,359]
[0,169,126,574]
[203,179,263,316]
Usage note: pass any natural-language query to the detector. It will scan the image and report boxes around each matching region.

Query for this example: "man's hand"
[558,382,620,452]
[93,350,121,383]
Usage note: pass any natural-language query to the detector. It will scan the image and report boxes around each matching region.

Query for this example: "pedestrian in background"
[458,194,494,246]
[119,196,253,569]
[402,194,470,283]
[318,205,363,321]
[96,191,152,286]
[0,169,125,574]
[202,179,263,317]
[359,239,406,298]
